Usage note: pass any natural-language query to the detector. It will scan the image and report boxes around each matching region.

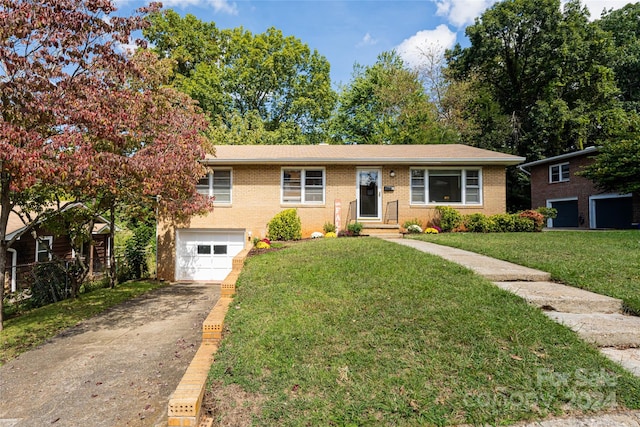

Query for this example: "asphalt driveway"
[0,282,219,427]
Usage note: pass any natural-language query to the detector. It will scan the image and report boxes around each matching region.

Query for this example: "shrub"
[28,261,71,308]
[325,232,337,238]
[402,218,424,229]
[407,224,423,234]
[519,210,545,232]
[311,231,324,239]
[489,213,517,232]
[536,206,558,222]
[323,222,336,233]
[463,213,493,233]
[513,216,535,232]
[267,209,302,241]
[424,227,439,234]
[434,206,462,232]
[123,224,154,280]
[347,222,363,236]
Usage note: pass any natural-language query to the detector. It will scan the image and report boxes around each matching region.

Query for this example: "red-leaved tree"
[0,0,212,330]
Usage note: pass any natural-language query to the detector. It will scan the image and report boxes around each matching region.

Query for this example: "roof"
[6,203,111,240]
[203,144,525,166]
[519,146,599,169]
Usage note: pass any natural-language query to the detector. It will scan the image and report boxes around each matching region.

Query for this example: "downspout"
[7,248,16,292]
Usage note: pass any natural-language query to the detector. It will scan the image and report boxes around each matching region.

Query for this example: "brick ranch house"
[519,146,640,229]
[157,144,524,282]
[3,204,113,293]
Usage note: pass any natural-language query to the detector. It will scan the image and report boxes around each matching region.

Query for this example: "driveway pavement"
[0,282,219,427]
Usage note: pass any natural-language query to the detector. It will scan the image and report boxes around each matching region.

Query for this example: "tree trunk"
[0,171,13,331]
[108,203,117,289]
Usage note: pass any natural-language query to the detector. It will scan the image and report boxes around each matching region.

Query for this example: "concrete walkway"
[0,282,219,427]
[389,238,640,426]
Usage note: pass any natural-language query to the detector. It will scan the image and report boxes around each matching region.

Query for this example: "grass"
[412,231,640,315]
[208,238,640,426]
[0,280,165,365]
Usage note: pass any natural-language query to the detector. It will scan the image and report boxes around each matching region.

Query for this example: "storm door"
[357,169,381,220]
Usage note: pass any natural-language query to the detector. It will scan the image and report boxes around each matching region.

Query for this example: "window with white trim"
[35,236,53,262]
[282,168,325,204]
[549,163,570,183]
[197,169,232,203]
[411,168,482,205]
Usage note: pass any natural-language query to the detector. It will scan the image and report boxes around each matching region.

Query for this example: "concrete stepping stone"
[494,281,623,314]
[600,348,640,377]
[545,312,640,347]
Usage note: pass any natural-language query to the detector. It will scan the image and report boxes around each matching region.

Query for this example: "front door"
[357,169,381,220]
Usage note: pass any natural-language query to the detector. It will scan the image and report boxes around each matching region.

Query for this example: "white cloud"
[566,0,630,20]
[431,0,629,27]
[396,24,457,69]
[357,32,378,47]
[431,0,497,28]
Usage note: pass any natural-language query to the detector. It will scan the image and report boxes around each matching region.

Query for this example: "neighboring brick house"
[157,144,524,282]
[3,204,113,293]
[520,146,639,229]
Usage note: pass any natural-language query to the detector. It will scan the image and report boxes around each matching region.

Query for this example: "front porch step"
[600,348,640,376]
[359,223,402,238]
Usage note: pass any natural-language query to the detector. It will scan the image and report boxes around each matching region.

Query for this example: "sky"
[114,0,631,87]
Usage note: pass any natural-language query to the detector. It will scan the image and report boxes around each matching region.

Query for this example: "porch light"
[389,170,395,177]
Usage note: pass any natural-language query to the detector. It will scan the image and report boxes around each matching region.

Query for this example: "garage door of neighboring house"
[591,195,633,229]
[548,199,579,228]
[176,230,245,281]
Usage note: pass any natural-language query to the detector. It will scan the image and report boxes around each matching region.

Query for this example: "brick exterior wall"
[157,164,509,281]
[529,153,640,228]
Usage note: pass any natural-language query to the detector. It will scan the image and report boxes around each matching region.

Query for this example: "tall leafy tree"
[330,51,455,145]
[447,0,623,159]
[597,3,640,112]
[0,0,211,329]
[445,0,627,209]
[144,10,336,144]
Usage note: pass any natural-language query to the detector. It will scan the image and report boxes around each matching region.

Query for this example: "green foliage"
[122,225,155,281]
[536,206,558,222]
[322,222,336,233]
[580,114,640,195]
[346,221,363,236]
[145,11,336,145]
[513,216,536,232]
[402,218,424,229]
[434,206,462,232]
[28,262,71,308]
[489,213,517,232]
[267,209,302,241]
[330,51,455,145]
[462,213,493,233]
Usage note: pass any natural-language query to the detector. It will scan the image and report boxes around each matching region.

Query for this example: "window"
[197,245,211,255]
[197,169,232,203]
[35,236,53,262]
[549,163,570,183]
[411,168,482,205]
[282,168,325,204]
[213,245,227,255]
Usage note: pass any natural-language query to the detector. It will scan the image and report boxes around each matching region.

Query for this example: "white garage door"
[176,230,245,281]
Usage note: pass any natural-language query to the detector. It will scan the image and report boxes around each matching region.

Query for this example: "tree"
[144,10,336,144]
[580,113,640,195]
[0,0,211,330]
[329,51,455,145]
[445,0,627,209]
[597,3,640,112]
[447,0,623,159]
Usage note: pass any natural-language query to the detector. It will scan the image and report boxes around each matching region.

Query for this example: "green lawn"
[413,231,640,315]
[0,280,165,365]
[208,238,640,426]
